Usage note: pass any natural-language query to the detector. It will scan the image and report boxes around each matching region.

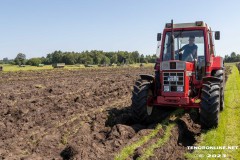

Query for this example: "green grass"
[186,64,240,160]
[137,124,174,160]
[114,124,163,160]
[0,63,154,72]
[114,109,184,160]
[129,63,155,68]
[0,64,88,72]
[1,64,52,71]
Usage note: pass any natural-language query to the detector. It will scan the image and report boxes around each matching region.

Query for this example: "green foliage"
[3,50,157,66]
[38,50,157,65]
[62,53,76,65]
[52,50,63,63]
[110,54,118,64]
[100,56,110,65]
[3,57,9,64]
[14,53,26,65]
[224,52,240,62]
[26,58,42,66]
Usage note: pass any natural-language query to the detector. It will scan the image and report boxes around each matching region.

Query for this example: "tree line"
[0,50,157,66]
[1,51,238,66]
[224,52,240,62]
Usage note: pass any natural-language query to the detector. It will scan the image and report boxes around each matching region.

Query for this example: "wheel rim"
[147,89,153,115]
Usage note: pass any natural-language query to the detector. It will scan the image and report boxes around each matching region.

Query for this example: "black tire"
[200,81,220,129]
[131,79,160,124]
[213,70,225,111]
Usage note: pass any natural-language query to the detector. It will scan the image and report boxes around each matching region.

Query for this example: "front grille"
[163,72,184,92]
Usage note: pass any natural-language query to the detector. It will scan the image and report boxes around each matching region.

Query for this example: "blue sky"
[0,0,239,59]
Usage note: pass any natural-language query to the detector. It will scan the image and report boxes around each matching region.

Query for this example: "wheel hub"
[147,89,153,115]
[147,106,153,115]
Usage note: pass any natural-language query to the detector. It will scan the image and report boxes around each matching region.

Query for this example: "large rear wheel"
[213,70,225,111]
[200,81,220,129]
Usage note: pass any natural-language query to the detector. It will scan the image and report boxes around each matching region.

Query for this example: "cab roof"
[165,21,207,29]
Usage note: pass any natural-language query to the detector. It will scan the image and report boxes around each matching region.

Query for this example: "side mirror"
[215,31,220,40]
[157,33,161,41]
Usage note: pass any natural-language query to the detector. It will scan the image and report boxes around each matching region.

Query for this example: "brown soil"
[0,67,153,159]
[0,66,232,160]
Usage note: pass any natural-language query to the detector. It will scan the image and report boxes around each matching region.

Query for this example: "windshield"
[162,30,204,62]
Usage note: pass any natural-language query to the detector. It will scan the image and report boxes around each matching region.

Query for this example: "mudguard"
[202,76,221,83]
[139,74,155,81]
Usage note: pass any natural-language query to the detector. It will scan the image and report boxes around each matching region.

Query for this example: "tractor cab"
[158,21,219,78]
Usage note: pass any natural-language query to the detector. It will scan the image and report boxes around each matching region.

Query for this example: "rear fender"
[202,76,221,84]
[139,74,155,95]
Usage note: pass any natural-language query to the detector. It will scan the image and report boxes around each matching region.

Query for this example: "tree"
[52,50,63,63]
[43,50,154,65]
[140,54,145,63]
[41,56,51,64]
[93,51,104,64]
[3,57,9,64]
[231,52,236,58]
[110,54,118,64]
[15,53,26,65]
[132,51,140,63]
[85,56,93,65]
[26,58,42,66]
[45,54,53,64]
[100,56,110,65]
[224,52,240,62]
[62,53,76,65]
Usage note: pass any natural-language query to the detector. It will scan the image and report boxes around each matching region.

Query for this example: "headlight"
[176,62,185,70]
[161,62,170,70]
[164,86,170,92]
[177,86,183,92]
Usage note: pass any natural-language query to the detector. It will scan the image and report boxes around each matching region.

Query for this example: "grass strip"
[114,124,163,160]
[137,124,174,160]
[115,109,184,160]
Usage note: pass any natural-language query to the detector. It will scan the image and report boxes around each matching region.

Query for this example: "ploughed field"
[0,66,231,160]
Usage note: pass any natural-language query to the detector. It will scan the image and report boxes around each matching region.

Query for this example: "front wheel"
[131,79,162,124]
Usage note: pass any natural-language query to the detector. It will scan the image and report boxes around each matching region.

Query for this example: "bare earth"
[1,66,230,159]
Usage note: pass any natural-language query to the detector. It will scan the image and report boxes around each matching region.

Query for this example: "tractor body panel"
[153,60,200,108]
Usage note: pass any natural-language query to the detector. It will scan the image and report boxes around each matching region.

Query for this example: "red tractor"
[132,20,224,129]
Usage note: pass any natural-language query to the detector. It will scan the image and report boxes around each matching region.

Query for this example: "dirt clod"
[60,145,78,160]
